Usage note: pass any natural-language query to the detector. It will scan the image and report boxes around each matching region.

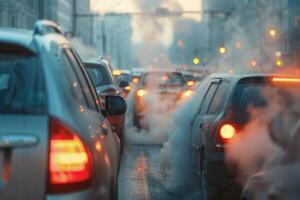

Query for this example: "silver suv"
[0,20,125,200]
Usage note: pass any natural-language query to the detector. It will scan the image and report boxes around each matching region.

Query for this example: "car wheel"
[201,154,208,200]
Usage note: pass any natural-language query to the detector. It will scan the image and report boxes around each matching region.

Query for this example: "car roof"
[0,28,36,52]
[0,27,71,54]
[207,73,284,82]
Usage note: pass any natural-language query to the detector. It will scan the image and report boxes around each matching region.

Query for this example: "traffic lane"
[118,145,186,200]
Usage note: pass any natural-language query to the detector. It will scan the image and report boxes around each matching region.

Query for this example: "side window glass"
[207,81,230,115]
[64,49,97,111]
[70,48,101,110]
[200,83,218,114]
[59,50,88,108]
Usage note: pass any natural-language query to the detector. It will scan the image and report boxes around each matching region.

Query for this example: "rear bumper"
[46,187,109,200]
[206,151,241,199]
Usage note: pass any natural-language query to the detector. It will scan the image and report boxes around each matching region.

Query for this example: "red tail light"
[219,124,236,140]
[48,118,92,193]
[136,89,146,97]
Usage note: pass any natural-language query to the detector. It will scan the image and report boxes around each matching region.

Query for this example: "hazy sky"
[90,0,202,46]
[90,0,202,21]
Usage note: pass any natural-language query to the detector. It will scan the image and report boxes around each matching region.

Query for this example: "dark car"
[113,69,132,96]
[0,20,126,200]
[133,69,191,129]
[84,60,126,146]
[190,74,300,200]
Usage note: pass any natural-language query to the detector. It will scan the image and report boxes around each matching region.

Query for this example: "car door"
[191,79,219,172]
[66,48,120,171]
[0,45,49,200]
[191,79,231,171]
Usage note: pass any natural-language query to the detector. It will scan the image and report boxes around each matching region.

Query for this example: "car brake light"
[182,89,194,98]
[272,77,300,83]
[187,81,195,86]
[125,86,131,91]
[220,124,236,140]
[136,89,146,97]
[132,77,139,84]
[48,118,92,192]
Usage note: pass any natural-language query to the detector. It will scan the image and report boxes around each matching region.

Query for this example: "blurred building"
[42,0,74,34]
[202,0,236,65]
[0,0,40,29]
[73,0,93,45]
[94,15,133,68]
[169,19,206,67]
[236,0,300,69]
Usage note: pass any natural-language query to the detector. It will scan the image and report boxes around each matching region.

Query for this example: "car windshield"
[0,53,46,114]
[143,72,185,87]
[86,65,113,87]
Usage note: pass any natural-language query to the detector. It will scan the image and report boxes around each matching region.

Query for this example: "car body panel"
[0,26,120,199]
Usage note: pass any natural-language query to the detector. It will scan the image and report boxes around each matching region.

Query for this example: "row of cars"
[171,73,300,199]
[0,20,125,200]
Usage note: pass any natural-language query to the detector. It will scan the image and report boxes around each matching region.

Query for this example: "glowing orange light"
[49,119,91,185]
[183,90,194,98]
[136,89,146,97]
[125,86,131,91]
[269,29,277,37]
[193,57,200,65]
[50,138,90,184]
[219,47,227,54]
[187,81,195,86]
[235,42,241,49]
[113,70,121,76]
[272,77,300,83]
[95,141,102,152]
[250,60,257,67]
[162,75,169,81]
[220,124,236,139]
[275,60,284,67]
[132,77,139,84]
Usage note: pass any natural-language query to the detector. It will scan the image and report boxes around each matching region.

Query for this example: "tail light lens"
[136,89,146,97]
[125,86,131,91]
[219,124,236,140]
[187,80,195,86]
[132,77,140,84]
[182,89,194,98]
[48,118,92,193]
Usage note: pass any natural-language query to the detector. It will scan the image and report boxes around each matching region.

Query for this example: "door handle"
[0,135,38,148]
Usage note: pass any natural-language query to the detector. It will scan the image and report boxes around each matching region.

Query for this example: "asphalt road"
[118,145,201,200]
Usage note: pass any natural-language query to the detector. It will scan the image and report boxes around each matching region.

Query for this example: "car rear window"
[116,73,131,83]
[86,64,113,87]
[232,79,300,122]
[142,72,185,87]
[0,50,46,114]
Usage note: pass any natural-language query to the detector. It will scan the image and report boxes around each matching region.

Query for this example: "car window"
[86,65,112,87]
[64,48,97,111]
[58,50,88,109]
[0,52,46,114]
[207,81,230,115]
[71,49,102,111]
[200,82,218,115]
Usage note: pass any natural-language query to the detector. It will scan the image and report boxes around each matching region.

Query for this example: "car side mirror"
[119,81,129,88]
[105,95,127,116]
